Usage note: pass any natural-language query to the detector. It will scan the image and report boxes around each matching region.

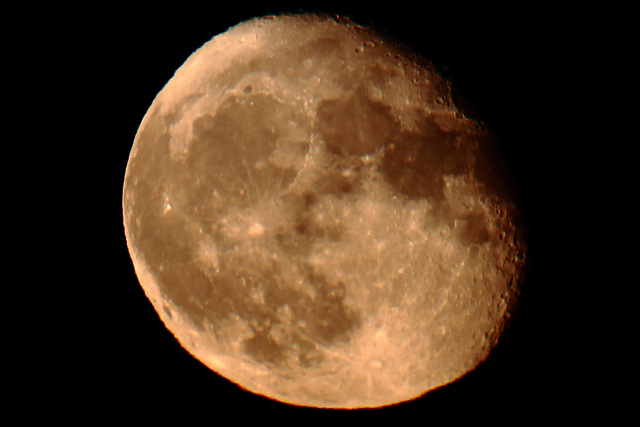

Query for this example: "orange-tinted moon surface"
[123,14,526,408]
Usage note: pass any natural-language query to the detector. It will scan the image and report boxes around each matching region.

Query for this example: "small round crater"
[243,84,253,94]
[162,303,173,320]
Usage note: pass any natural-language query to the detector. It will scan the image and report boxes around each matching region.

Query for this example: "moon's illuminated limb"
[123,14,526,408]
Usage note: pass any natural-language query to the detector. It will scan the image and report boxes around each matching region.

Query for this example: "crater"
[298,346,325,367]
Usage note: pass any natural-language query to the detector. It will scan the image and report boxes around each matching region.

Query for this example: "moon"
[122,13,526,409]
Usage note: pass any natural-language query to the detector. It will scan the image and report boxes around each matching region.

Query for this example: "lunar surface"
[123,14,526,408]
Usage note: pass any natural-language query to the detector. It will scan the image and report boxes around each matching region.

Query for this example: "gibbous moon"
[123,14,526,408]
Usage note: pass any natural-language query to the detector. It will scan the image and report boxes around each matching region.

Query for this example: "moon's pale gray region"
[123,14,526,408]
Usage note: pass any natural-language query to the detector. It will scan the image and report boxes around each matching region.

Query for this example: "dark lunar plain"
[32,2,607,422]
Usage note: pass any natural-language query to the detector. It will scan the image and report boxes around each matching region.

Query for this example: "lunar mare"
[123,14,526,408]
